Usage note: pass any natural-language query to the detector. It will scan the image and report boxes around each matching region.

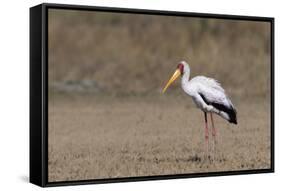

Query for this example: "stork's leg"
[204,112,209,158]
[210,113,217,157]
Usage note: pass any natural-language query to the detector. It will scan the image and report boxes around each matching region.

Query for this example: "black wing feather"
[199,93,237,124]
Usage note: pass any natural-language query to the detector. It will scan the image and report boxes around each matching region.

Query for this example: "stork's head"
[162,61,190,93]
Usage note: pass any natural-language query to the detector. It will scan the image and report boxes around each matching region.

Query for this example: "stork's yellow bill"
[162,68,181,93]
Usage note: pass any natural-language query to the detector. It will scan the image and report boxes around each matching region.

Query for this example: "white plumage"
[173,61,237,124]
[182,75,237,124]
[162,60,237,156]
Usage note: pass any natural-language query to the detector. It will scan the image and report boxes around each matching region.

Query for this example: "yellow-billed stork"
[162,61,237,156]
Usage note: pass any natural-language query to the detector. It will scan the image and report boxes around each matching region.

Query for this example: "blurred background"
[47,9,272,181]
[48,9,271,98]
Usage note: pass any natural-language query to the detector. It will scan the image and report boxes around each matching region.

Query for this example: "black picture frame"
[30,3,275,187]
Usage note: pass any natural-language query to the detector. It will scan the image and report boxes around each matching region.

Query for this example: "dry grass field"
[47,9,272,182]
[48,94,271,182]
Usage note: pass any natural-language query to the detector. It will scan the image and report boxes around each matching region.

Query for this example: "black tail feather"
[212,103,237,124]
[199,93,237,125]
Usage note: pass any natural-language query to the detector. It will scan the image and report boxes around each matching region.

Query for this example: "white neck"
[182,71,190,81]
[181,71,191,95]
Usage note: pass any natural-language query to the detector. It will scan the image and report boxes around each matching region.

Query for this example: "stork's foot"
[202,154,212,163]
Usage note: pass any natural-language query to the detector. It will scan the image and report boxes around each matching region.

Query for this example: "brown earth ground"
[48,94,271,182]
[47,9,272,183]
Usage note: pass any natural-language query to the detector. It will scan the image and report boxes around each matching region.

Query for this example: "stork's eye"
[177,63,184,74]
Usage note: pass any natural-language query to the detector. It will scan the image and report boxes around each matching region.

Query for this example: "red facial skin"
[177,63,184,75]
